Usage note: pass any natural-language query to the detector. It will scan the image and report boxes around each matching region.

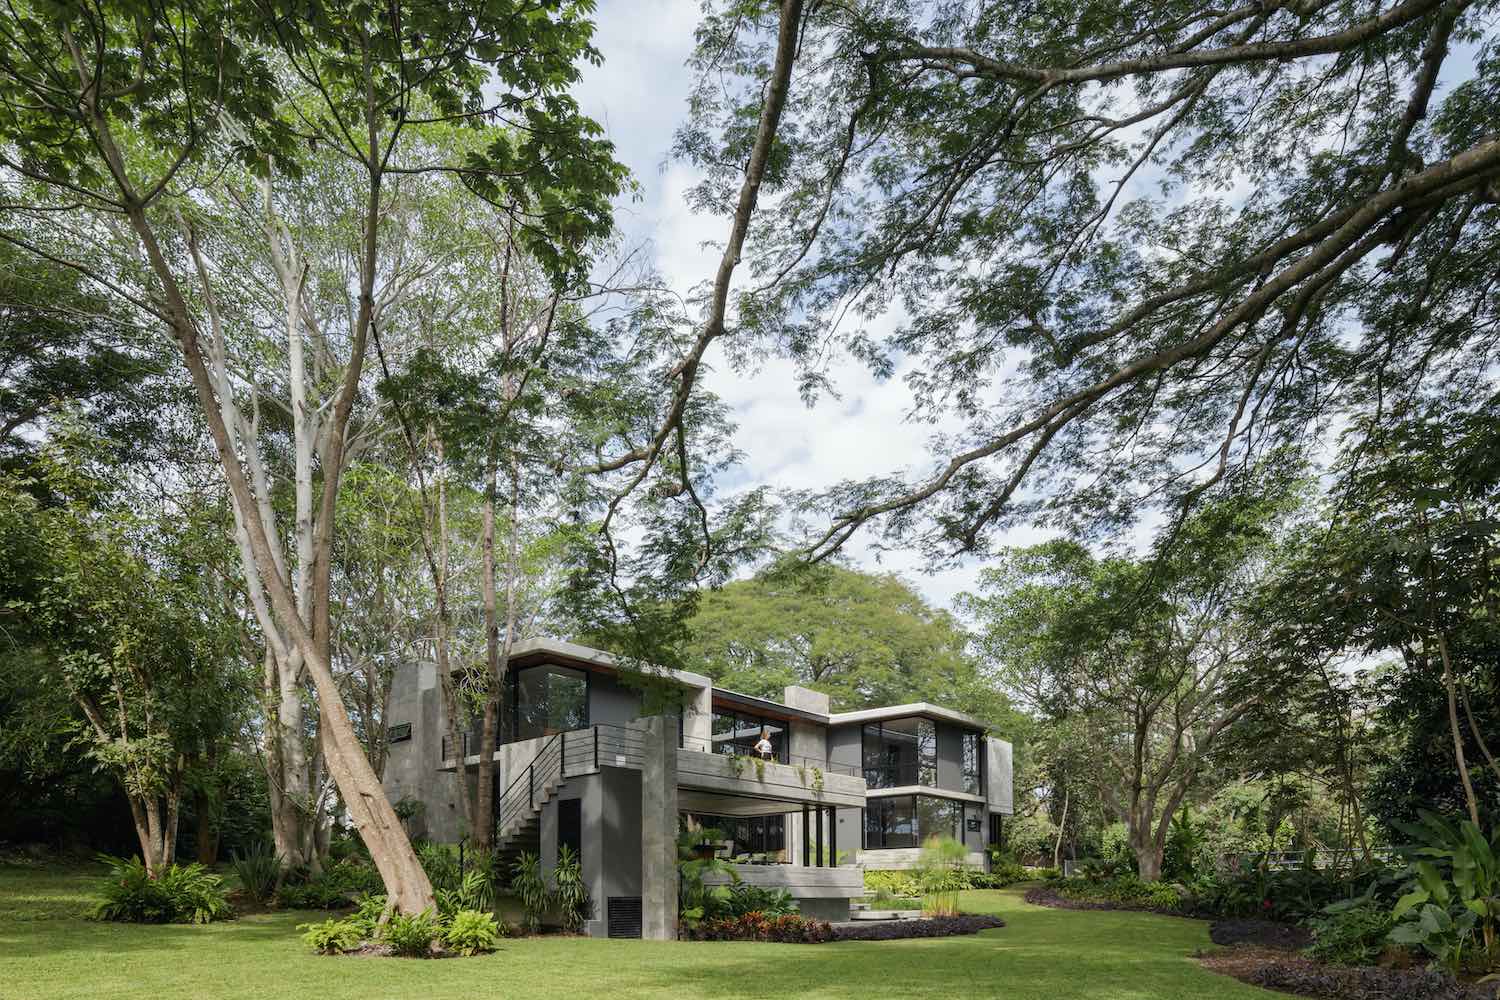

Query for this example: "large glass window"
[508,664,588,742]
[690,813,787,861]
[961,731,982,795]
[864,795,965,849]
[861,719,936,788]
[710,708,787,763]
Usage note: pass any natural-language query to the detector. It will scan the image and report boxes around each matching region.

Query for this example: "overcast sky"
[571,2,1052,614]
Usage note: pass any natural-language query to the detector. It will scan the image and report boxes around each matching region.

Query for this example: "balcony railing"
[679,733,859,777]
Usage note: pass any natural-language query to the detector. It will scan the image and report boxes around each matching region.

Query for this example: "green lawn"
[0,866,1276,1000]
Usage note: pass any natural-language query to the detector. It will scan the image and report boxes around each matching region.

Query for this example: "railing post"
[561,731,567,778]
[593,726,599,771]
[529,765,534,810]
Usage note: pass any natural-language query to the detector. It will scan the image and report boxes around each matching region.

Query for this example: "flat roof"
[507,638,990,732]
[507,637,712,689]
[827,702,989,731]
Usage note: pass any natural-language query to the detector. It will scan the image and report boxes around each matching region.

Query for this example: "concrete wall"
[936,722,964,791]
[588,670,645,727]
[827,724,861,772]
[985,737,1014,815]
[382,660,469,843]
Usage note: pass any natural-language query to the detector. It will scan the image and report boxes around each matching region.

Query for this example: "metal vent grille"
[607,896,643,939]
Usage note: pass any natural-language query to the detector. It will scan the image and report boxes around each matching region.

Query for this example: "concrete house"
[382,638,1014,938]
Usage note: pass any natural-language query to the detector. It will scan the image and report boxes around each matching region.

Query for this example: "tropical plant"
[92,854,232,924]
[444,909,502,956]
[348,893,389,939]
[1307,896,1395,966]
[553,844,591,933]
[228,843,281,907]
[677,826,739,926]
[511,852,549,933]
[298,917,363,955]
[724,883,796,918]
[1390,811,1500,970]
[436,869,494,920]
[383,908,442,958]
[916,836,968,916]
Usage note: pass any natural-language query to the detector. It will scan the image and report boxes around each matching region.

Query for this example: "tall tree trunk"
[194,788,218,866]
[1052,786,1069,869]
[432,456,471,836]
[1436,632,1482,825]
[473,452,500,851]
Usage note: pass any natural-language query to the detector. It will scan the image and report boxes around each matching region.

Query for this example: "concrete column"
[640,715,679,940]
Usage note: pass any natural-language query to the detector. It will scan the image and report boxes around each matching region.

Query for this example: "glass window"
[691,813,787,861]
[961,732,981,796]
[509,664,588,742]
[865,796,967,849]
[864,796,918,849]
[861,719,935,787]
[710,708,787,763]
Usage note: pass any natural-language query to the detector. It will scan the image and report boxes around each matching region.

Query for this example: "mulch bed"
[1208,918,1312,950]
[1197,918,1489,1000]
[831,914,1004,941]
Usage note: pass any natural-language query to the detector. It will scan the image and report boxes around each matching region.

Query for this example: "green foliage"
[681,562,1011,723]
[1388,812,1500,972]
[684,913,833,943]
[917,836,968,916]
[1054,873,1185,913]
[677,826,739,926]
[864,870,916,897]
[92,855,231,925]
[444,909,502,956]
[435,869,494,921]
[298,917,363,955]
[228,843,281,908]
[348,894,388,939]
[724,883,796,918]
[383,909,442,958]
[1307,897,1395,966]
[552,844,590,933]
[275,860,382,910]
[511,852,549,934]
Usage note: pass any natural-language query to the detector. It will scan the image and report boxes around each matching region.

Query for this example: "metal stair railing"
[492,724,655,845]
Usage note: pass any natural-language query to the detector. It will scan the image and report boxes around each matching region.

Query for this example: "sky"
[570,1,1043,613]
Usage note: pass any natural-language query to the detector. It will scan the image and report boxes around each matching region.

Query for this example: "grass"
[0,865,1279,1000]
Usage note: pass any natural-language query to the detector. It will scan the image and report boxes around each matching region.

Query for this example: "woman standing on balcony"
[754,728,774,760]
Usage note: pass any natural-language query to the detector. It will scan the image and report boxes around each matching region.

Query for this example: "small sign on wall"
[388,723,412,744]
[965,817,982,832]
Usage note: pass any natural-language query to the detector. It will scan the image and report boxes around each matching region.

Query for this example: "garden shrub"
[553,844,591,933]
[298,917,363,955]
[510,851,549,933]
[384,908,442,957]
[275,859,382,910]
[1306,900,1396,966]
[415,841,463,894]
[435,869,494,920]
[725,882,796,917]
[831,914,1004,941]
[864,870,916,896]
[348,893,388,938]
[915,836,968,916]
[444,909,502,956]
[228,842,280,907]
[685,913,833,942]
[93,854,232,924]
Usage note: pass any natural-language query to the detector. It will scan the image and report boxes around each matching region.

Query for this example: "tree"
[672,0,1499,562]
[0,0,624,912]
[1269,400,1500,826]
[681,561,1008,721]
[962,483,1293,879]
[0,455,247,875]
